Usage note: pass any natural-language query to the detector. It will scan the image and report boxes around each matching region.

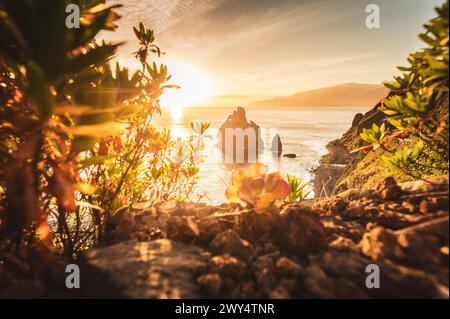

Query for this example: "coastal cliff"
[313,96,449,197]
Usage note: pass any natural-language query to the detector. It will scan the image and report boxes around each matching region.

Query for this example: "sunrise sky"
[101,0,443,108]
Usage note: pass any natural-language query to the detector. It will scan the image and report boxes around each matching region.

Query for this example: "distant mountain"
[248,83,389,107]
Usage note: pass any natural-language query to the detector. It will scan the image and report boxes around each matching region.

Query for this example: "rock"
[283,153,296,158]
[80,239,209,298]
[197,216,227,245]
[419,197,449,214]
[269,284,291,299]
[209,255,247,279]
[154,201,217,219]
[239,281,258,298]
[329,236,359,251]
[304,250,444,298]
[345,204,365,218]
[271,134,282,154]
[210,229,253,262]
[395,216,449,270]
[197,273,222,297]
[218,106,264,162]
[336,188,378,201]
[276,257,303,278]
[253,255,277,295]
[352,113,364,127]
[278,206,328,255]
[167,216,200,243]
[359,227,404,261]
[400,175,449,194]
[314,197,348,215]
[402,200,418,214]
[376,176,403,200]
[303,264,349,298]
[236,210,279,243]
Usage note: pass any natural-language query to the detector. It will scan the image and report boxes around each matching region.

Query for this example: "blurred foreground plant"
[0,0,123,246]
[225,163,290,213]
[0,0,207,255]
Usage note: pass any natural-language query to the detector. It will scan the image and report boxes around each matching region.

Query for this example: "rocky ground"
[1,176,448,298]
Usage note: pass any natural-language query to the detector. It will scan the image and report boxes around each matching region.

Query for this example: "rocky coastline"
[1,176,447,298]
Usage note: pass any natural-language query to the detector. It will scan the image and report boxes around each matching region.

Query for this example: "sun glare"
[159,61,214,119]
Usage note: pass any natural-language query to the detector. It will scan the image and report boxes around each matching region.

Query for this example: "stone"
[400,175,449,194]
[395,216,449,269]
[210,229,253,262]
[314,197,348,215]
[269,285,291,299]
[278,206,328,255]
[197,216,227,245]
[352,113,364,127]
[402,200,417,214]
[329,236,359,251]
[236,210,279,243]
[337,188,378,201]
[275,257,303,277]
[80,239,209,298]
[376,176,403,200]
[304,250,444,298]
[167,216,200,243]
[209,255,247,278]
[253,255,277,295]
[419,197,449,214]
[359,227,404,261]
[197,273,222,297]
[345,204,365,218]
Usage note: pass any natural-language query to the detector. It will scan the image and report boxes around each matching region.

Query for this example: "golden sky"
[101,0,443,107]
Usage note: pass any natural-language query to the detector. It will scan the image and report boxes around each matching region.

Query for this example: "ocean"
[154,106,368,204]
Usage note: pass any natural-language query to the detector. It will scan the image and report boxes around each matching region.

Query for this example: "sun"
[159,61,214,119]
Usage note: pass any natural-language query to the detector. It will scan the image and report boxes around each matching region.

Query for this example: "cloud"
[101,0,442,99]
[158,0,356,60]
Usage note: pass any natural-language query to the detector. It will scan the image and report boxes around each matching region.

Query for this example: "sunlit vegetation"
[0,0,207,255]
[225,163,291,213]
[286,175,312,202]
[353,1,449,180]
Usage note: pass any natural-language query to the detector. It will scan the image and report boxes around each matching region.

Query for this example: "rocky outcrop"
[1,176,447,298]
[313,96,449,196]
[312,105,385,197]
[80,239,210,298]
[74,175,448,299]
[218,107,265,162]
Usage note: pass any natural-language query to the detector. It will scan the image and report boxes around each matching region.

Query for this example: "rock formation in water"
[270,134,282,155]
[218,107,265,162]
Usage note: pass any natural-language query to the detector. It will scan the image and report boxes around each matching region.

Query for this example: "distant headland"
[248,83,388,108]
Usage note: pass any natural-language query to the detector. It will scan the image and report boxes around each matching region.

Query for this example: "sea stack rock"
[219,107,264,163]
[270,134,282,156]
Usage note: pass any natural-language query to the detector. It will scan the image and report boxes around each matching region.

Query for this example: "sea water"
[154,106,368,204]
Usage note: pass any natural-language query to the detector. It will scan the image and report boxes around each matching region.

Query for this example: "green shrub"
[0,1,207,255]
[287,175,312,202]
[354,1,449,180]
